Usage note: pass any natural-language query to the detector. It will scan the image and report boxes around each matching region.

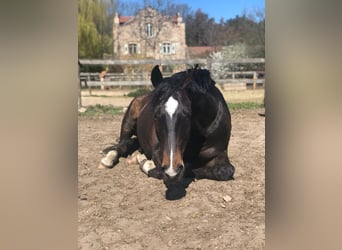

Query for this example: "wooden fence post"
[253,71,257,90]
[88,75,92,95]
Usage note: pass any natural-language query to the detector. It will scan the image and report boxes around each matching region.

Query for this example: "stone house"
[113,7,187,73]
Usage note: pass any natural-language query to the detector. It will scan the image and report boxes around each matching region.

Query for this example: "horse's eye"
[182,109,191,117]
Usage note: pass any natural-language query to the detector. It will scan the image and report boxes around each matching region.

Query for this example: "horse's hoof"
[126,151,140,165]
[136,154,147,164]
[140,160,156,175]
[98,150,117,169]
[126,157,137,166]
[97,162,111,169]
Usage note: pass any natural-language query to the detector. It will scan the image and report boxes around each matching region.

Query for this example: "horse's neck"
[191,92,219,127]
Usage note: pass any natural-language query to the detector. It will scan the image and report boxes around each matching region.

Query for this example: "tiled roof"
[119,16,133,23]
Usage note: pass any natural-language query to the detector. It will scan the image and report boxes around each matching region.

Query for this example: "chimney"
[114,12,119,24]
[177,12,182,25]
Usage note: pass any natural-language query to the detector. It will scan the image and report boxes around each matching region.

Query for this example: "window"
[124,43,140,55]
[128,44,137,54]
[160,43,176,55]
[162,65,173,73]
[161,43,171,54]
[146,23,153,38]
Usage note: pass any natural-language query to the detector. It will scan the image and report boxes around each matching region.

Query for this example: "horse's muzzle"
[163,164,184,183]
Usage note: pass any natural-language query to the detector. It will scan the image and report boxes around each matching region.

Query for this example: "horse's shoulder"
[129,92,152,119]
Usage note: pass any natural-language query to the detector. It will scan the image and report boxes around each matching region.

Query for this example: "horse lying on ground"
[98,65,235,198]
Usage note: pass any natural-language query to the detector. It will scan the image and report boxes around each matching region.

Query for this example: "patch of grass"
[227,102,263,110]
[126,88,151,97]
[79,104,123,116]
[79,102,263,116]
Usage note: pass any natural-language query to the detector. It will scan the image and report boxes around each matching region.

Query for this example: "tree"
[78,0,114,59]
[224,8,265,57]
[209,43,249,79]
[185,7,265,57]
[186,9,216,46]
[245,8,265,57]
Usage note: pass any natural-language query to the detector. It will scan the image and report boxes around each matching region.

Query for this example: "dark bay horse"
[99,65,235,197]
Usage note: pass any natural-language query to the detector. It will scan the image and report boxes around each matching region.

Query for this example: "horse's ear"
[151,65,163,87]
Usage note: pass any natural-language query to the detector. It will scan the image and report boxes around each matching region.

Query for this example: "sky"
[174,0,265,22]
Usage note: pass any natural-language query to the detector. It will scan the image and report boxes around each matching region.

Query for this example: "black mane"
[151,67,215,106]
[188,68,216,94]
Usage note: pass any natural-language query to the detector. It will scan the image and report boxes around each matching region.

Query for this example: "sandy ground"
[78,107,265,249]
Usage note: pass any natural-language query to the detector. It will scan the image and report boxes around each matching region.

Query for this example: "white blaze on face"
[164,96,179,177]
[165,96,179,119]
[165,148,177,177]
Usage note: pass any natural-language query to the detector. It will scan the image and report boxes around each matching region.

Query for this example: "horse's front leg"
[99,137,140,168]
[192,153,235,181]
[193,163,235,181]
[98,95,147,169]
[126,152,163,179]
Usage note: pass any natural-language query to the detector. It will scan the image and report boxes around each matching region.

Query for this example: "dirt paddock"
[78,106,265,249]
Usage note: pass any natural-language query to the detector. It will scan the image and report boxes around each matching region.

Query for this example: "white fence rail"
[78,58,265,107]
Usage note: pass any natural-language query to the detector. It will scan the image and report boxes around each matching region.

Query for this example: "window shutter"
[171,43,176,54]
[137,44,141,54]
[124,44,128,54]
[159,43,163,54]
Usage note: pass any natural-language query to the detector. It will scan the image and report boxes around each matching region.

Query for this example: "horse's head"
[151,66,193,183]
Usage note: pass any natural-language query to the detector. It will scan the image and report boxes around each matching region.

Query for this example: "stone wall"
[113,7,186,61]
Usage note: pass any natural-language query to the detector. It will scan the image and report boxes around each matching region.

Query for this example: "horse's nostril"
[164,164,184,178]
[176,164,184,172]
